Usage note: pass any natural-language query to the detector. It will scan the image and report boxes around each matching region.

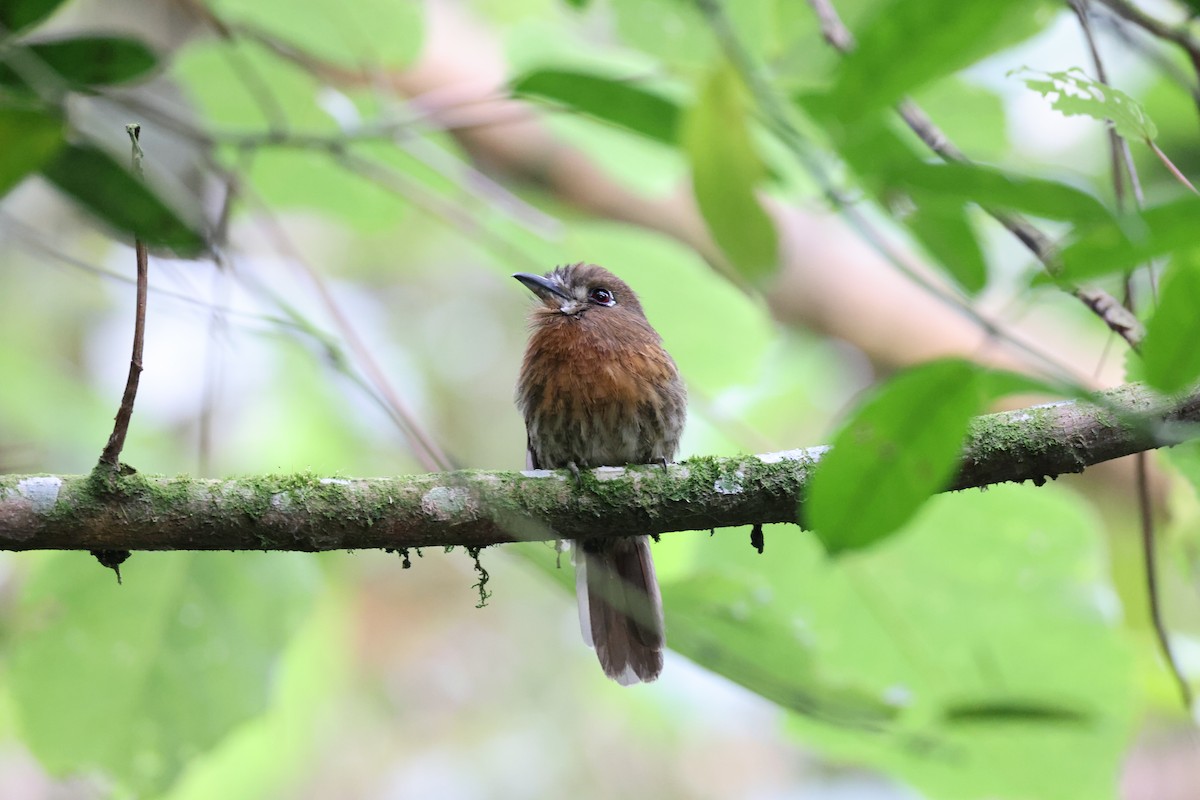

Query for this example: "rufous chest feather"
[518,317,677,415]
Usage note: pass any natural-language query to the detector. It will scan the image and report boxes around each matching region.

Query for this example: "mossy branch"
[0,383,1197,552]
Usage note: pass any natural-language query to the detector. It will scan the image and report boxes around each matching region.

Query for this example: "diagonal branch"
[1096,0,1200,75]
[1,383,1196,552]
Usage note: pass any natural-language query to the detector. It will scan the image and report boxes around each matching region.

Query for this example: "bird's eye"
[589,287,615,306]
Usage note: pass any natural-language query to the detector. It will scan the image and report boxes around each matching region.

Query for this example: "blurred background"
[1,0,1199,797]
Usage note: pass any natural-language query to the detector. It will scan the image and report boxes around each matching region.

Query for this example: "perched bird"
[514,263,687,684]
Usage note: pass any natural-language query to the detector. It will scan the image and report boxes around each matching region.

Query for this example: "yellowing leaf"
[683,64,778,283]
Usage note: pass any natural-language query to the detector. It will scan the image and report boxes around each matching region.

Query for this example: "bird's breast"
[517,318,686,469]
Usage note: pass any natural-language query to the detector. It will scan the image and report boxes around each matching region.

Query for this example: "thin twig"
[1072,1,1194,714]
[1136,451,1194,710]
[1149,139,1200,194]
[240,187,457,472]
[1096,0,1200,74]
[1071,1,1132,205]
[92,123,151,582]
[97,124,150,472]
[1094,11,1200,122]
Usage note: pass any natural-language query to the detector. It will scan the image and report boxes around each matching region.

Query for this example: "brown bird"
[514,263,687,684]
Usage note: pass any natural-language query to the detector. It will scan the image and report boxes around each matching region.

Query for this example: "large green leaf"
[0,0,67,37]
[172,38,336,132]
[518,464,1129,799]
[808,359,985,553]
[807,361,1056,553]
[511,69,681,144]
[1140,250,1200,393]
[524,482,1131,799]
[0,36,158,90]
[792,486,1133,800]
[665,571,900,727]
[791,108,990,293]
[1056,195,1200,284]
[162,591,349,800]
[40,144,207,256]
[8,552,319,795]
[683,65,778,283]
[827,0,1048,120]
[887,162,1112,226]
[248,147,411,232]
[909,78,1009,159]
[903,201,988,295]
[0,104,62,197]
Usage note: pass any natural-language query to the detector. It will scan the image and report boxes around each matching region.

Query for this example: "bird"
[514,263,687,684]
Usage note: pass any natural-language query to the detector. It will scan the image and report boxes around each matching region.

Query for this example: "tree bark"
[0,383,1195,552]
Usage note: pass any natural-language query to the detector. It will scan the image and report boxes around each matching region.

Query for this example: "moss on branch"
[0,382,1197,552]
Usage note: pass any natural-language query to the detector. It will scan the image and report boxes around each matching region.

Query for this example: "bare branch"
[97,124,150,472]
[1096,0,1200,74]
[3,383,1197,552]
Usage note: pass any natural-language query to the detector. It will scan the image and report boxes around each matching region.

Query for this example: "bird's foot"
[566,461,584,490]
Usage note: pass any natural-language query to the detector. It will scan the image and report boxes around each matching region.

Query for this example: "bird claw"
[566,461,584,490]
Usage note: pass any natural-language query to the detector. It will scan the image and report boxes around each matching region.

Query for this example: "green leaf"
[9,552,318,795]
[888,161,1112,226]
[511,69,681,145]
[0,36,158,90]
[162,591,348,800]
[520,482,1131,800]
[609,0,799,75]
[0,104,62,197]
[796,105,918,194]
[809,359,986,553]
[0,0,68,37]
[880,161,1114,294]
[40,144,207,256]
[1140,250,1200,393]
[1057,195,1200,283]
[664,571,900,727]
[172,38,336,132]
[683,65,778,283]
[809,361,1074,553]
[1163,440,1200,501]
[1014,67,1158,142]
[248,147,409,232]
[909,78,1009,159]
[903,202,988,295]
[794,486,1133,800]
[828,0,1048,119]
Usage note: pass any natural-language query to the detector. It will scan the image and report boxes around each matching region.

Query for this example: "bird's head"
[513,263,646,322]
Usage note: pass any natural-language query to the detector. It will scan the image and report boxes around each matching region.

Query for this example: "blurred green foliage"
[2,0,1200,798]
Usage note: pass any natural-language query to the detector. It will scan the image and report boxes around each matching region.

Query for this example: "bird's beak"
[513,273,572,304]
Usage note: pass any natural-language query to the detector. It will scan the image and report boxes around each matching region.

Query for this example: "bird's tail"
[576,536,664,685]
